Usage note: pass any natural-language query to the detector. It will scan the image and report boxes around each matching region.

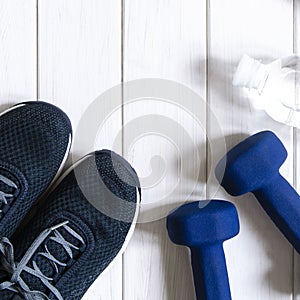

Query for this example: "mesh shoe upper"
[0,101,72,238]
[0,150,140,300]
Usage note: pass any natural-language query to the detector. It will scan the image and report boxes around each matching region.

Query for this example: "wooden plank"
[38,1,122,299]
[207,0,294,299]
[123,0,206,299]
[0,0,37,106]
[293,1,300,298]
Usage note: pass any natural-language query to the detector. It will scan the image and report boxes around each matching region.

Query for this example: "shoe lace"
[0,174,18,214]
[0,221,85,300]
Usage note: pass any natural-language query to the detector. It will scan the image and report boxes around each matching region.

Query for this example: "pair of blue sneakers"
[0,101,140,299]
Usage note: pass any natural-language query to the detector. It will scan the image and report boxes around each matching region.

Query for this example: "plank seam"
[121,1,125,300]
[205,0,210,199]
[293,0,296,298]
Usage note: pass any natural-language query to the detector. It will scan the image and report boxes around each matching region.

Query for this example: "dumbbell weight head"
[167,200,239,247]
[215,131,287,196]
[167,200,239,300]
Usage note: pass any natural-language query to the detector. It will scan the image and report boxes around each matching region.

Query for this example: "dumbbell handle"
[190,243,231,300]
[253,172,300,254]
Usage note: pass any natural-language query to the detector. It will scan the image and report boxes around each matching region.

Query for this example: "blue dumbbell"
[167,200,239,300]
[215,130,300,253]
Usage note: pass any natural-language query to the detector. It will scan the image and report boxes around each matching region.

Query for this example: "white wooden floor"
[1,0,300,299]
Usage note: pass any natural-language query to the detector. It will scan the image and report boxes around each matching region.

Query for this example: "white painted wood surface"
[123,1,206,299]
[293,2,300,299]
[1,0,300,299]
[208,1,294,300]
[38,1,123,299]
[0,0,36,105]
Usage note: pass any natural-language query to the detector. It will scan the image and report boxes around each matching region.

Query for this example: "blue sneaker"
[0,101,72,238]
[0,150,140,300]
